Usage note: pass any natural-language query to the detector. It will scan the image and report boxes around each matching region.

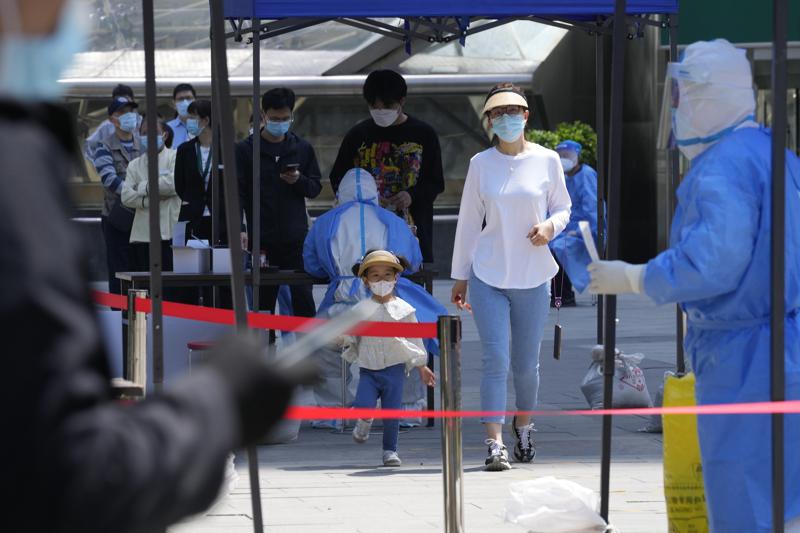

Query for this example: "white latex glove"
[587,260,646,295]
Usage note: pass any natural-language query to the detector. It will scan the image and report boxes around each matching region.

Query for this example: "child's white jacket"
[341,297,427,372]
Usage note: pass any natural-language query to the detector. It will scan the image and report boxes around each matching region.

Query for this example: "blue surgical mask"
[492,114,527,143]
[0,0,87,102]
[265,120,291,137]
[176,98,193,117]
[186,118,204,137]
[118,112,139,133]
[140,135,164,152]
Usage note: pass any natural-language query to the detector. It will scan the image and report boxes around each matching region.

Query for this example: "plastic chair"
[187,340,215,373]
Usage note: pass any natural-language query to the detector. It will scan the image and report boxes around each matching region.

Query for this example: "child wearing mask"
[342,249,436,466]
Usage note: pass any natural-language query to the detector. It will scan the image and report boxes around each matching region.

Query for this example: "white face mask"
[370,108,400,128]
[368,279,396,297]
[560,158,576,173]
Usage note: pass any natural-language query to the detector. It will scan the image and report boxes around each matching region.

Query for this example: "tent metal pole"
[795,88,799,155]
[142,0,164,393]
[252,17,261,314]
[667,16,686,375]
[771,1,788,531]
[600,0,627,523]
[595,24,606,345]
[209,2,264,532]
[211,49,220,251]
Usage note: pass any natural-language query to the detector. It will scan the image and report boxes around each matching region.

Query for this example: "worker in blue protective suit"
[304,168,446,425]
[549,139,600,307]
[588,39,800,533]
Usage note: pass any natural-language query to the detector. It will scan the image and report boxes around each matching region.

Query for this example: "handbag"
[107,195,135,233]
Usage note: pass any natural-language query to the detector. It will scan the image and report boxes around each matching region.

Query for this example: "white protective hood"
[330,168,387,312]
[337,167,379,206]
[669,39,757,160]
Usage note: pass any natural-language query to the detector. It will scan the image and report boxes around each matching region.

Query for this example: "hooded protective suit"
[303,168,446,415]
[549,163,599,293]
[589,39,800,532]
[645,125,800,532]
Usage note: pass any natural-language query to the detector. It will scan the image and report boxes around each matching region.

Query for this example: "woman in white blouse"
[451,84,571,471]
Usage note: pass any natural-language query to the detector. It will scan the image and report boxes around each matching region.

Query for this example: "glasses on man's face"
[488,106,525,119]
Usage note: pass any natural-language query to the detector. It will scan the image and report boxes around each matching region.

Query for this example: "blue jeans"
[469,272,550,423]
[353,364,405,451]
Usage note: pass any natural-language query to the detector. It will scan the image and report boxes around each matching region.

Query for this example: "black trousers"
[255,240,316,318]
[131,241,181,301]
[130,240,174,273]
[101,217,131,295]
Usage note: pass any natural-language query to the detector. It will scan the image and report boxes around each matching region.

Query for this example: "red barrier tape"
[91,290,438,339]
[92,293,800,419]
[284,400,800,420]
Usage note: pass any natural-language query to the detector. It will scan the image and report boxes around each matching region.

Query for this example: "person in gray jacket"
[92,96,141,294]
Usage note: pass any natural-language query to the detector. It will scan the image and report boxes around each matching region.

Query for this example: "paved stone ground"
[171,282,681,533]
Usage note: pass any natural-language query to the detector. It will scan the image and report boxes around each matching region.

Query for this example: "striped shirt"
[92,137,136,194]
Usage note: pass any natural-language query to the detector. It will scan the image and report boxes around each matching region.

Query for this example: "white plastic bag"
[580,345,652,409]
[639,371,671,433]
[505,477,610,532]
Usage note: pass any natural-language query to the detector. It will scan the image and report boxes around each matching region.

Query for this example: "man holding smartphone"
[235,87,322,318]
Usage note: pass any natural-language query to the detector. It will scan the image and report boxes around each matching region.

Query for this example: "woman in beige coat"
[121,116,180,271]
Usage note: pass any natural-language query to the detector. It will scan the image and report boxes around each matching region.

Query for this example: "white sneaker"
[352,418,372,443]
[484,439,512,471]
[383,450,402,466]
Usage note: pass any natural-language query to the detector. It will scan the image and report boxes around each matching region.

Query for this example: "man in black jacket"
[329,70,445,262]
[0,2,304,530]
[236,87,322,318]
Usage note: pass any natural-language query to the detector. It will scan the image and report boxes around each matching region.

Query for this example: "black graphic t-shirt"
[330,115,444,262]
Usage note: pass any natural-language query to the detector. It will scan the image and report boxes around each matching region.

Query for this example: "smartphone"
[282,162,300,172]
[553,324,562,360]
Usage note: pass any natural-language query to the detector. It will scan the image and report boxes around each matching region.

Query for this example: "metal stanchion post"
[126,289,148,393]
[438,316,464,533]
[340,358,348,431]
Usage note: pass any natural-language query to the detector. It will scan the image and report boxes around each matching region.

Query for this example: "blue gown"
[644,126,800,532]
[303,187,446,355]
[549,164,600,293]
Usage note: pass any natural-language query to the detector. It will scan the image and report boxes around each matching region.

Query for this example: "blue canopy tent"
[135,0,790,531]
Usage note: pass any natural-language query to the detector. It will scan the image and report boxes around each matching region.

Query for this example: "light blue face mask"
[492,114,527,143]
[140,134,164,152]
[186,118,204,137]
[176,99,193,117]
[265,119,292,137]
[0,0,87,102]
[117,112,139,133]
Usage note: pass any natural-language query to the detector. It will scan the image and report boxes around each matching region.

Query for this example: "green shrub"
[525,129,560,151]
[526,120,598,169]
